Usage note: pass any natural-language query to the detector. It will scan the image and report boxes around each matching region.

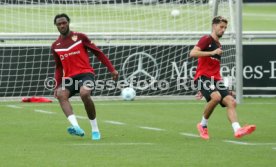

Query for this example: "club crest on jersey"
[71,35,78,42]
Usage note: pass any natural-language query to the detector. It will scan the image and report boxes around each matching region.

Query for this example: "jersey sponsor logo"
[71,35,78,42]
[56,43,61,46]
[60,50,81,60]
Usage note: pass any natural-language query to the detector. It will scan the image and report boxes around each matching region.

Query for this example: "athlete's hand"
[212,48,223,56]
[111,70,119,80]
[195,91,203,100]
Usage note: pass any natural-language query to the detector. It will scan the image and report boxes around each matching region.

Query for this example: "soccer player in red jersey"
[51,13,118,140]
[190,16,255,140]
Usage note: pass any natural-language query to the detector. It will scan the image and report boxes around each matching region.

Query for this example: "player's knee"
[210,93,222,103]
[56,92,68,101]
[223,95,236,108]
[56,88,69,101]
[227,96,237,108]
[79,91,90,100]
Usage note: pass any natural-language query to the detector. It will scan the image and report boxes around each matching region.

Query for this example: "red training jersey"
[51,31,115,87]
[193,35,222,81]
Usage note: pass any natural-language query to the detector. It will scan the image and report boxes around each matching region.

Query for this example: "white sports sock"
[200,116,208,127]
[67,114,79,127]
[90,118,99,132]
[232,122,241,132]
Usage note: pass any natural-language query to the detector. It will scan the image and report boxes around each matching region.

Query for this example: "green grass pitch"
[0,98,275,166]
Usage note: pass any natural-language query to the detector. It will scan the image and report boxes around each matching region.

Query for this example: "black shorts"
[196,75,230,107]
[61,73,95,97]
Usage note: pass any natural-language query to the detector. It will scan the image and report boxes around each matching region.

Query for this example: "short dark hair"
[212,16,228,25]
[54,13,70,25]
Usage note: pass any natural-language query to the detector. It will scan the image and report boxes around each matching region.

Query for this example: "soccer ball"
[171,9,180,17]
[121,87,136,101]
[209,0,214,6]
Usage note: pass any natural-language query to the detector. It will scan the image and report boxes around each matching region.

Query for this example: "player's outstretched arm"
[82,33,118,80]
[87,44,118,79]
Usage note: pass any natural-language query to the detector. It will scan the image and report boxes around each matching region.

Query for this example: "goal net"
[0,0,238,100]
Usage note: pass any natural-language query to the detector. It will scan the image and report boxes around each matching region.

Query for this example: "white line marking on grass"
[95,102,204,105]
[6,105,22,109]
[34,109,55,114]
[104,120,126,125]
[224,140,276,146]
[224,140,252,145]
[180,132,200,138]
[139,126,165,131]
[76,115,87,120]
[70,143,154,146]
[272,147,276,150]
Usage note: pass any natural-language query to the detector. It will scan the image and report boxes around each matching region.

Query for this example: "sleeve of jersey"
[52,48,63,88]
[196,35,212,50]
[82,35,115,73]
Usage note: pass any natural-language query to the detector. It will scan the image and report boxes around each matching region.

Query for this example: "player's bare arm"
[190,46,222,58]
